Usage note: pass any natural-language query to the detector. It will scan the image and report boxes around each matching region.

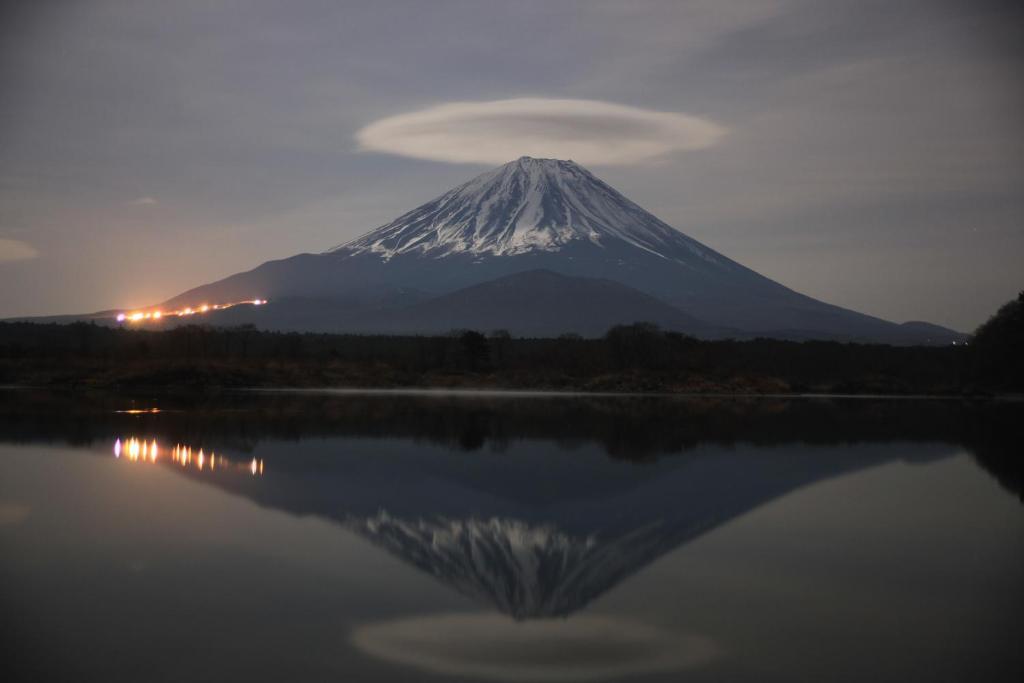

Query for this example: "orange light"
[117,298,266,324]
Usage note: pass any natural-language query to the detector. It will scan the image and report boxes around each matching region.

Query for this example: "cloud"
[356,98,726,166]
[127,196,159,206]
[0,238,39,262]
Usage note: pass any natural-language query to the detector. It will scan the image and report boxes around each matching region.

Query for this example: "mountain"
[346,269,727,337]
[354,269,722,337]
[168,270,721,337]
[48,156,966,342]
[896,321,968,346]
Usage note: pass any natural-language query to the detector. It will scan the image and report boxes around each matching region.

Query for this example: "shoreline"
[1,383,1018,402]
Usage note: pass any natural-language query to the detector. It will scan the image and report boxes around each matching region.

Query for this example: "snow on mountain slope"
[331,156,731,266]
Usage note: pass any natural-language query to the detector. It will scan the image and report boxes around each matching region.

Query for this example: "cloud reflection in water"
[351,612,719,682]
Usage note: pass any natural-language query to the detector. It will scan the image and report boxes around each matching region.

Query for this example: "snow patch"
[329,157,728,267]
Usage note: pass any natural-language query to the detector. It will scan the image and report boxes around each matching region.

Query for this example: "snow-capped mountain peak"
[329,156,719,262]
[154,158,963,343]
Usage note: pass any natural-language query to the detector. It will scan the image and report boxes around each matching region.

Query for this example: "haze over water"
[1,390,1021,682]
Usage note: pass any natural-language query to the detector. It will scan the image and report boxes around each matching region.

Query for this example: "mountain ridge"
[350,269,728,338]
[10,157,966,344]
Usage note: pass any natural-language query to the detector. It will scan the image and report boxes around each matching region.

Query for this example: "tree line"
[1,289,1020,392]
[0,307,1015,393]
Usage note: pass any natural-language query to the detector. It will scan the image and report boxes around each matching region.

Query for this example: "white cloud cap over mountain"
[356,98,726,166]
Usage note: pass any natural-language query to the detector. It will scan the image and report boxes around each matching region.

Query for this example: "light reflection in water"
[112,437,263,476]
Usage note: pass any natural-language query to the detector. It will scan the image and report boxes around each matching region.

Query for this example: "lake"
[1,389,1021,682]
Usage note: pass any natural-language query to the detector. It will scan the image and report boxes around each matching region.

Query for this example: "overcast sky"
[1,0,1021,330]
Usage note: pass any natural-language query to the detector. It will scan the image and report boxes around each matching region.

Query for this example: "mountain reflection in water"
[3,390,1019,623]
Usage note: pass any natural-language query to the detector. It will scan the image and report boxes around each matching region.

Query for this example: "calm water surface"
[1,390,1021,682]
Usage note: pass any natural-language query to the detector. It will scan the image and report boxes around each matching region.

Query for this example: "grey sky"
[1,0,1021,330]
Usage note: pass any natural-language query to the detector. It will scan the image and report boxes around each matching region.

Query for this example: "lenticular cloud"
[355,98,726,166]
